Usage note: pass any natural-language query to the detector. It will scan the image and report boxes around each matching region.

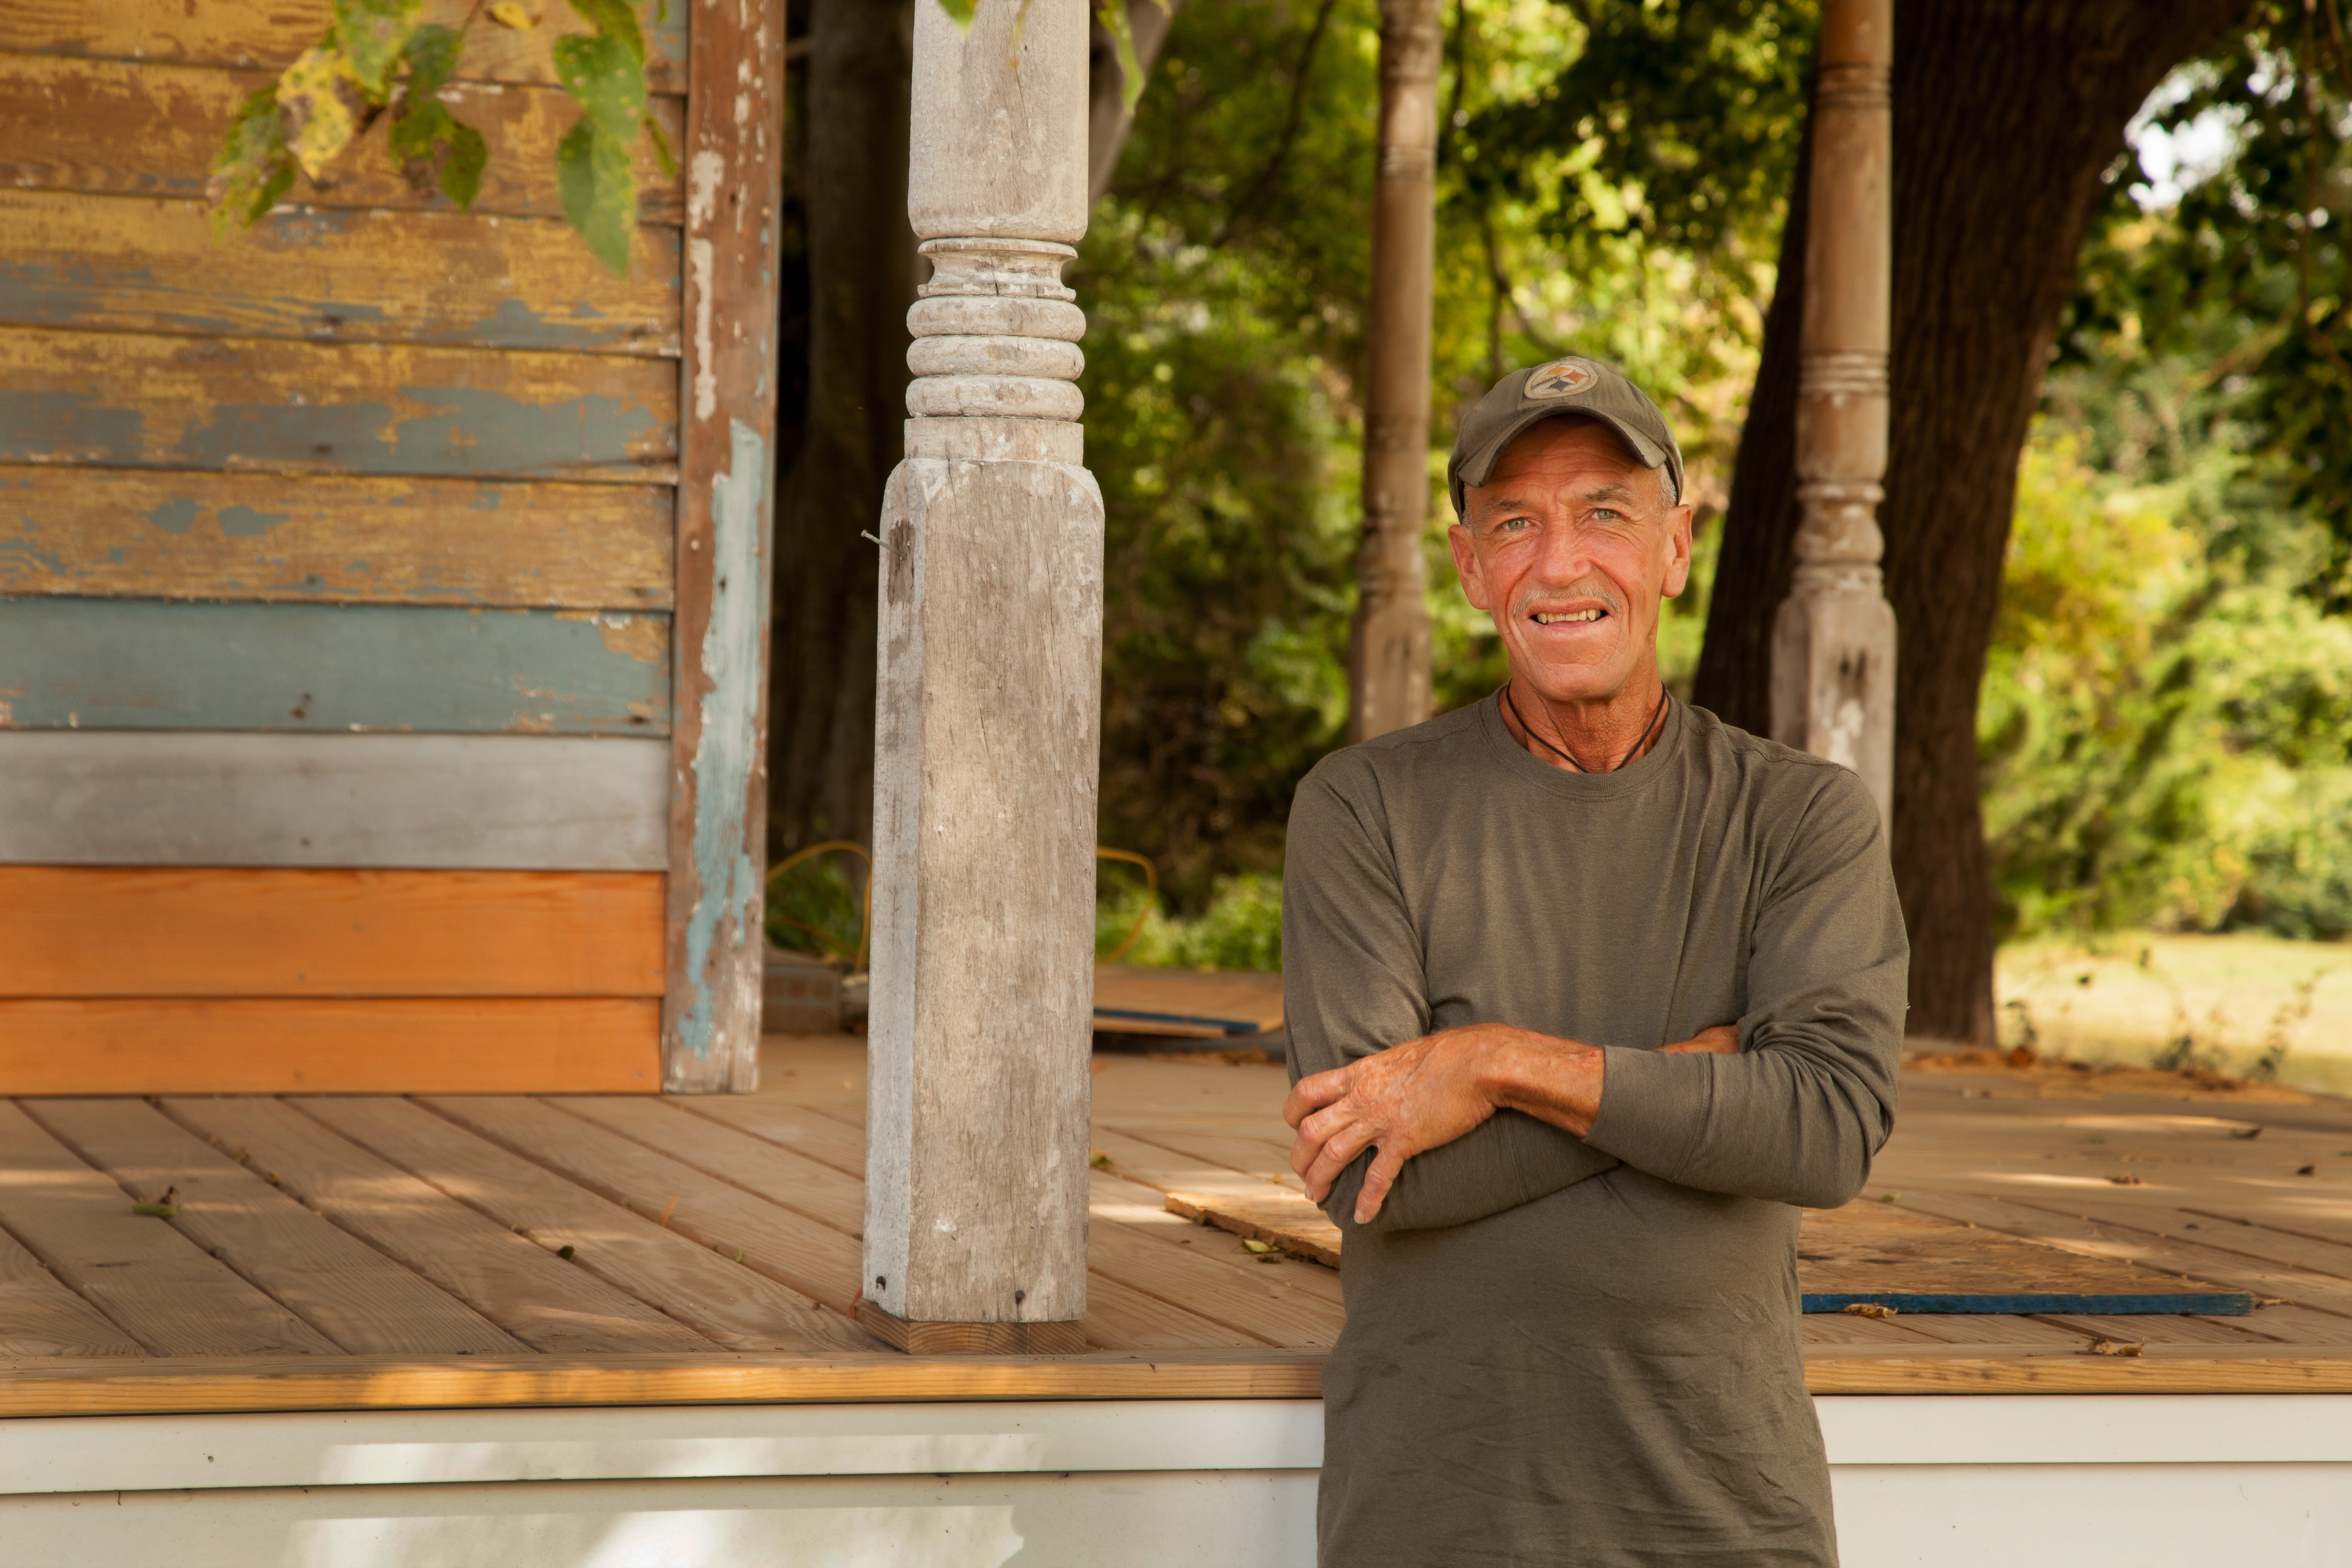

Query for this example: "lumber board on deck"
[0,598,671,734]
[1795,1201,2256,1314]
[0,58,685,222]
[0,192,678,354]
[1798,1344,2352,1394]
[0,1102,337,1357]
[297,1097,876,1354]
[0,1350,1328,1420]
[1082,1203,1341,1349]
[0,330,677,482]
[1093,966,1286,1037]
[0,999,660,1096]
[0,733,669,871]
[1894,1189,2352,1320]
[1165,1190,1344,1269]
[0,867,663,998]
[0,1217,145,1359]
[0,0,689,93]
[160,1097,715,1354]
[425,1096,867,1317]
[0,467,672,609]
[21,1098,519,1356]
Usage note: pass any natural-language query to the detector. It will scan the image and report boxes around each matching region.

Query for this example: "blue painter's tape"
[0,598,669,735]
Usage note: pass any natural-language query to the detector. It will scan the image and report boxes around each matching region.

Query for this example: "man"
[1282,358,1908,1565]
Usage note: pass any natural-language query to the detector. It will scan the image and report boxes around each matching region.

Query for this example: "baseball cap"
[1446,357,1684,516]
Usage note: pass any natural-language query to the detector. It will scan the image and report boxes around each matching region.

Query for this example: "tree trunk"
[1347,0,1442,743]
[767,0,920,859]
[1695,0,2247,1042]
[1088,0,1184,204]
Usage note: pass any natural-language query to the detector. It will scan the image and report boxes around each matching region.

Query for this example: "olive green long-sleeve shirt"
[1284,694,1907,1567]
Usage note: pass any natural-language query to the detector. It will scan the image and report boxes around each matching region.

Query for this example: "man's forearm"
[1481,1032,1607,1135]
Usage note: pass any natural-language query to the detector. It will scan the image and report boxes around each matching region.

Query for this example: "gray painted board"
[0,732,668,869]
[0,598,669,734]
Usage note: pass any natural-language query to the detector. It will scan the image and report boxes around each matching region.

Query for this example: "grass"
[1997,931,2352,1096]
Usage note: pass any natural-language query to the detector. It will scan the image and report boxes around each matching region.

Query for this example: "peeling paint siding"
[0,0,690,93]
[0,192,681,356]
[0,465,672,608]
[0,330,677,482]
[0,57,686,223]
[0,599,672,734]
[676,418,769,1059]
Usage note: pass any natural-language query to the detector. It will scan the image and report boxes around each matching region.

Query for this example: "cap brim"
[1455,408,1671,498]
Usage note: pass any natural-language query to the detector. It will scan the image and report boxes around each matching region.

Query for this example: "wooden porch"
[6,1036,2352,1421]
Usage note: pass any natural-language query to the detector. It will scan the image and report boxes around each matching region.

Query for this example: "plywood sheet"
[1094,965,1286,1037]
[0,867,663,998]
[0,57,685,221]
[0,999,660,1095]
[0,0,689,93]
[0,732,668,870]
[0,329,676,482]
[0,191,678,355]
[0,599,670,734]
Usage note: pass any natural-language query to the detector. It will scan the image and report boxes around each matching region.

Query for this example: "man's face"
[1449,417,1694,707]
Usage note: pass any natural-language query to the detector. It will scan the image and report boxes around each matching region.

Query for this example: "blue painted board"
[0,598,668,735]
[1803,1290,2257,1316]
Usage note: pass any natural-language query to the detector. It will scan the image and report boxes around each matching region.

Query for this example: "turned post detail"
[861,0,1103,1354]
[1772,0,1896,832]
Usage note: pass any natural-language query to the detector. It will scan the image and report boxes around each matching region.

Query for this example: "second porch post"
[860,0,1104,1353]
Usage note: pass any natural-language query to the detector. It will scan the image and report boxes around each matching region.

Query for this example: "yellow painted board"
[0,191,678,355]
[0,56,685,222]
[0,0,688,93]
[0,328,677,483]
[0,466,671,607]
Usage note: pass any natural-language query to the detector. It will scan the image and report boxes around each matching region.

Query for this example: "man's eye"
[1498,517,1530,531]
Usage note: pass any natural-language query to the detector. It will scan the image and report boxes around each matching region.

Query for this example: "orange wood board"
[0,998,660,1095]
[0,867,664,998]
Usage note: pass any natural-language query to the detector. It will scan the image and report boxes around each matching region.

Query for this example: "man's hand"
[1284,1022,1741,1225]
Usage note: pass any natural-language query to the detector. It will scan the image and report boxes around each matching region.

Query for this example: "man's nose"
[1531,518,1589,581]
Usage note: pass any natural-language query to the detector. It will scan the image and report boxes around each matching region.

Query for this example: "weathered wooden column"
[1772,0,1896,830]
[1346,0,1442,743]
[664,0,789,1091]
[860,0,1102,1352]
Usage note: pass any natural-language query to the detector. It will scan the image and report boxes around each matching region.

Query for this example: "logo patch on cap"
[1525,358,1599,400]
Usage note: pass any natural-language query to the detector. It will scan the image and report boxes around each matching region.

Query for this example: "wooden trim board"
[0,733,668,870]
[0,867,664,997]
[0,598,670,735]
[0,1000,661,1094]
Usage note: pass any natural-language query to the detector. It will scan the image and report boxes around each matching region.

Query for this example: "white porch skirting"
[3,1395,2347,1566]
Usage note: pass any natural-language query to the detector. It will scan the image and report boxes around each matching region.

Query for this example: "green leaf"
[934,0,977,30]
[208,85,297,236]
[1092,0,1158,116]
[566,0,646,64]
[401,21,465,97]
[440,121,488,208]
[131,1202,179,1219]
[390,89,488,208]
[557,117,637,276]
[554,31,646,138]
[642,113,677,179]
[333,0,424,98]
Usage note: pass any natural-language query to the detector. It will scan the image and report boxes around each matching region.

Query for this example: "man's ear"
[1448,521,1491,612]
[1659,503,1696,599]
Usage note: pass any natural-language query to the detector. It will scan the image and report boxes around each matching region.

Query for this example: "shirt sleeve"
[1284,757,1620,1234]
[1579,766,1908,1210]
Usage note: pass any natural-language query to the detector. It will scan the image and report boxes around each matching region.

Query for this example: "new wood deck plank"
[1892,1188,2352,1319]
[552,1096,867,1233]
[161,1097,714,1354]
[1856,1313,2090,1346]
[2030,1313,2275,1346]
[672,1096,868,1176]
[0,1101,336,1356]
[2036,1192,2352,1282]
[297,1096,875,1354]
[425,1095,867,1316]
[0,1219,145,1358]
[22,1099,518,1355]
[2217,1304,2352,1345]
[1796,1312,1945,1344]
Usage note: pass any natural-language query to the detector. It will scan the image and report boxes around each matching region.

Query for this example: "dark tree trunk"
[767,0,918,857]
[1695,0,2248,1042]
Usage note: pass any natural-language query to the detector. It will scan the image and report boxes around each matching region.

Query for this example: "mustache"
[1511,578,1625,618]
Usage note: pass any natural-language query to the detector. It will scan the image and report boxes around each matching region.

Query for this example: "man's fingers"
[1305,1115,1384,1201]
[1354,1145,1406,1225]
[1282,1064,1357,1129]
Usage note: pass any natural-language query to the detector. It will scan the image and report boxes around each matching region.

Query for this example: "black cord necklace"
[1501,681,1669,774]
